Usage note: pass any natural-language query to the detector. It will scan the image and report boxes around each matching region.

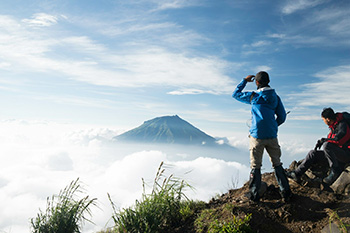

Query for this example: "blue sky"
[0,0,349,138]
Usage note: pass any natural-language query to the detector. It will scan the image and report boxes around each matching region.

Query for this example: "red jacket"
[327,113,350,149]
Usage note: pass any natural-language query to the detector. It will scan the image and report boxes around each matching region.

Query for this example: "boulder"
[330,170,350,194]
[289,160,350,195]
[321,222,342,233]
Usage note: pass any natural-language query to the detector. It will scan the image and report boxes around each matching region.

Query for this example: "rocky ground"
[207,162,350,233]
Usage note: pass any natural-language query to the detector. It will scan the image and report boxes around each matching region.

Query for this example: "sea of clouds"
[0,119,262,233]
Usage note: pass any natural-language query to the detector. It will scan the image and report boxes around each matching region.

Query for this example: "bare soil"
[208,171,350,233]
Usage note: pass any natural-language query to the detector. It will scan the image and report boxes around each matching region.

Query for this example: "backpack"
[342,112,350,127]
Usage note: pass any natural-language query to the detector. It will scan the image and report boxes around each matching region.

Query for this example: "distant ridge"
[115,115,217,145]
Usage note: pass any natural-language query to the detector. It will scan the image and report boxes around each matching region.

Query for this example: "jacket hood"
[253,87,277,107]
[330,113,344,129]
[336,112,344,122]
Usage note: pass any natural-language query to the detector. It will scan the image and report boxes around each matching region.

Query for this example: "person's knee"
[322,141,333,150]
[270,155,282,168]
[250,163,262,170]
[306,149,316,158]
[272,161,282,168]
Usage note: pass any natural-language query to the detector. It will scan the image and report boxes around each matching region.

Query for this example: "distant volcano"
[115,115,217,146]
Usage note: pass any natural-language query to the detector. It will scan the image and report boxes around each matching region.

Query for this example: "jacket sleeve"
[327,121,350,147]
[232,79,254,104]
[275,95,286,126]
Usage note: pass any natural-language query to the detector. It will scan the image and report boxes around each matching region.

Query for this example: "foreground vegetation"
[107,162,205,232]
[31,162,253,233]
[31,178,97,233]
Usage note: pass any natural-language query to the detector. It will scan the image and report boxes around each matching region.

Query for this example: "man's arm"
[327,121,350,146]
[275,95,286,126]
[232,76,255,104]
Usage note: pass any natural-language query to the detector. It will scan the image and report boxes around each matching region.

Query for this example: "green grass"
[31,178,97,233]
[195,203,252,233]
[328,209,350,233]
[108,162,205,233]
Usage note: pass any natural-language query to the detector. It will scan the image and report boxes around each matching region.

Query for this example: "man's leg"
[323,142,348,184]
[295,150,326,176]
[248,168,261,202]
[265,138,282,168]
[265,138,292,201]
[323,142,350,168]
[286,149,325,183]
[248,136,264,202]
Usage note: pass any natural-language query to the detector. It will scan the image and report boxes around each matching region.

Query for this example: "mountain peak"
[115,115,216,145]
[144,115,181,124]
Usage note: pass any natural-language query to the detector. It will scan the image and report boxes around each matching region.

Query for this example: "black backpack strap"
[250,92,255,103]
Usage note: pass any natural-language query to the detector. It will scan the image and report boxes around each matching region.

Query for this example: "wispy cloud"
[267,33,286,39]
[101,22,179,37]
[255,66,272,72]
[153,0,203,11]
[167,88,216,95]
[276,1,349,47]
[0,14,236,95]
[291,65,350,106]
[241,40,276,56]
[307,6,350,37]
[22,13,59,27]
[281,0,328,15]
[251,40,272,47]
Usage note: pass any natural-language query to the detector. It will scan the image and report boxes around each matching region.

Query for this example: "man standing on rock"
[287,107,350,185]
[232,71,292,202]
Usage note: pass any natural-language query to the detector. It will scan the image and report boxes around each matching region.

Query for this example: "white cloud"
[171,157,250,197]
[276,2,349,47]
[61,36,107,53]
[47,152,74,171]
[251,40,271,47]
[0,62,11,69]
[154,0,202,11]
[167,88,218,95]
[308,7,350,37]
[292,65,350,106]
[281,0,328,15]
[241,40,275,56]
[22,13,58,27]
[267,33,286,39]
[103,22,179,36]
[0,15,237,95]
[255,66,272,72]
[0,119,252,233]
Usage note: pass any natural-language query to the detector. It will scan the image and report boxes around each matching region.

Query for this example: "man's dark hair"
[321,107,336,120]
[255,71,270,85]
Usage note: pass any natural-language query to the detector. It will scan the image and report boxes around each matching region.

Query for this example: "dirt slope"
[208,171,350,233]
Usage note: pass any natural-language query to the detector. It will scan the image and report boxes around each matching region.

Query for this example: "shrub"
[109,162,200,233]
[31,178,97,233]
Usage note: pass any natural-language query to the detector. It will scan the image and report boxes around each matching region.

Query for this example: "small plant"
[108,162,202,233]
[31,178,97,233]
[195,203,252,233]
[328,209,350,233]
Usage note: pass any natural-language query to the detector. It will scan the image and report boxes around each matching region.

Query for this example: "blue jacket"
[233,79,286,139]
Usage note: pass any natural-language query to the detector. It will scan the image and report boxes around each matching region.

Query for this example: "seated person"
[287,108,350,185]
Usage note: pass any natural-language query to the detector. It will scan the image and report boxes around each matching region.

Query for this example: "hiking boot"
[323,169,341,185]
[243,192,260,204]
[281,189,293,203]
[286,170,301,183]
[248,168,261,203]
